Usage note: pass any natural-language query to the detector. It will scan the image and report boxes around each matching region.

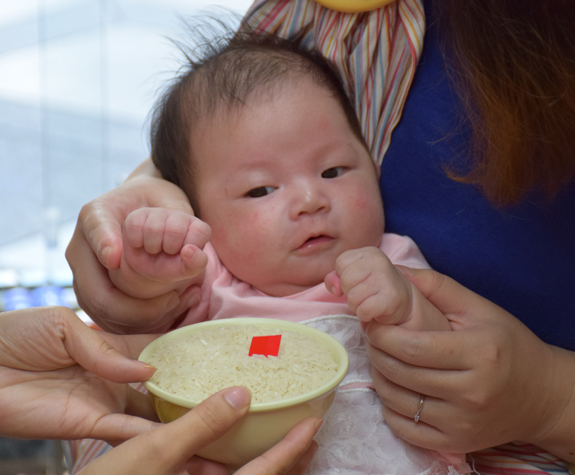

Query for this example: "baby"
[108,31,466,475]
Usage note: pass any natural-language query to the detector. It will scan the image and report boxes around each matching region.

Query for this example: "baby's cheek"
[357,182,382,208]
[352,191,382,221]
[245,209,261,227]
[351,189,385,238]
[353,193,371,211]
[234,214,270,261]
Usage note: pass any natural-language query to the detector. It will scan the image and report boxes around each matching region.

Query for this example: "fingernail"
[182,245,194,260]
[101,246,112,266]
[224,387,251,410]
[136,361,156,371]
[398,265,414,277]
[314,419,324,436]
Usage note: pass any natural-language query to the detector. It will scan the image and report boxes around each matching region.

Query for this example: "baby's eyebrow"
[236,153,277,167]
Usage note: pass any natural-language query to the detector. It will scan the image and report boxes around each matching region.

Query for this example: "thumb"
[61,311,158,383]
[397,266,484,317]
[74,202,124,270]
[78,387,252,475]
[237,417,320,475]
[160,386,252,471]
[324,270,343,297]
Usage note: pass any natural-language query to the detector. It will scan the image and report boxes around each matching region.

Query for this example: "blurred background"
[0,0,252,303]
[0,0,254,287]
[0,0,252,473]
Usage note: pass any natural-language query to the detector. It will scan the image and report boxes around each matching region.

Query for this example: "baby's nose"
[291,182,330,217]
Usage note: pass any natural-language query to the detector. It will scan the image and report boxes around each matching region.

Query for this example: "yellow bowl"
[138,318,349,468]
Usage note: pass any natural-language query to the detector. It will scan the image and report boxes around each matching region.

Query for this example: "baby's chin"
[248,272,330,298]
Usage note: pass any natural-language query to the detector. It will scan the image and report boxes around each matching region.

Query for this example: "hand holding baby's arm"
[325,247,451,331]
[109,207,211,300]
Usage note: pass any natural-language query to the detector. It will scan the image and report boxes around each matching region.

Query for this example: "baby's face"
[194,78,384,296]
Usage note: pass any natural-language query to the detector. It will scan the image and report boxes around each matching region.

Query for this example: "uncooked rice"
[145,324,339,404]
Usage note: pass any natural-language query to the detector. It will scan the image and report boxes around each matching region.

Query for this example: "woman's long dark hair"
[437,0,575,205]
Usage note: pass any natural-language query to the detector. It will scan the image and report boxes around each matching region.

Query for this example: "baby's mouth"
[298,235,333,249]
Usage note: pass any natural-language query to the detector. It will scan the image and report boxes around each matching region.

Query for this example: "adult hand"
[0,306,320,474]
[365,266,575,462]
[0,306,159,442]
[65,160,205,333]
[79,386,320,475]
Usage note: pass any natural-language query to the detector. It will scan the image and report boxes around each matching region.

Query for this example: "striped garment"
[63,440,573,475]
[62,1,572,474]
[241,0,424,167]
[469,444,571,475]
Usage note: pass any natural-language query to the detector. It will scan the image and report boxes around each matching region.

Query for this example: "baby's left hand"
[325,247,412,325]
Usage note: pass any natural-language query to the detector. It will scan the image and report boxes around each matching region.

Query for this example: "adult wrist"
[528,345,575,463]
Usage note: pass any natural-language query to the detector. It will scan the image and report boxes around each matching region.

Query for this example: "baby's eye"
[246,186,276,198]
[322,167,345,179]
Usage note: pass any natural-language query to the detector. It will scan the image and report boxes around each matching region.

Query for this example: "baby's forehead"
[188,71,371,174]
[195,98,371,170]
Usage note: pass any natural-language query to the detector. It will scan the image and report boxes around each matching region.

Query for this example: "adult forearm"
[530,345,575,463]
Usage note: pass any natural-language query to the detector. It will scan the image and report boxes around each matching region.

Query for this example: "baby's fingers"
[162,213,210,256]
[181,245,208,279]
[335,247,388,294]
[324,271,343,297]
[124,208,158,252]
[128,247,206,282]
[139,210,172,255]
[183,218,211,250]
[125,208,204,256]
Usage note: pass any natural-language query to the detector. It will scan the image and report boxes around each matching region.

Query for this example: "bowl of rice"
[139,318,349,467]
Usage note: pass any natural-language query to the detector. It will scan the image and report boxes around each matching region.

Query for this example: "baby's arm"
[109,207,210,301]
[325,247,451,331]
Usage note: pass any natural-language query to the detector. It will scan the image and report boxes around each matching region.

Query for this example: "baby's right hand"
[110,207,211,300]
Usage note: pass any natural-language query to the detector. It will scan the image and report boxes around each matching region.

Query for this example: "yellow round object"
[139,318,349,469]
[315,0,395,13]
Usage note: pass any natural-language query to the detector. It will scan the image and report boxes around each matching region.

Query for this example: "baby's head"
[151,30,367,214]
[151,28,384,296]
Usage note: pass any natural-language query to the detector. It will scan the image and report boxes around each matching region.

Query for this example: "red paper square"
[249,335,282,357]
